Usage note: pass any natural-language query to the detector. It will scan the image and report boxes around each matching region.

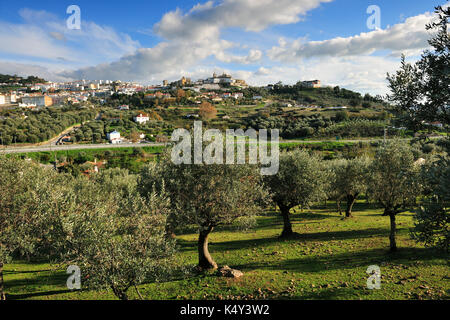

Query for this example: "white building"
[329,106,348,110]
[300,80,321,88]
[428,122,443,128]
[107,130,122,144]
[134,113,150,124]
[204,73,233,85]
[21,95,52,107]
[0,94,17,105]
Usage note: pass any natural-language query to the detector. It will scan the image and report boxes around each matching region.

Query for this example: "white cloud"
[65,0,336,81]
[62,38,242,81]
[0,9,140,67]
[0,60,71,82]
[1,1,335,83]
[268,11,435,62]
[64,0,335,82]
[229,56,400,95]
[1,1,439,96]
[154,0,333,41]
[215,49,263,64]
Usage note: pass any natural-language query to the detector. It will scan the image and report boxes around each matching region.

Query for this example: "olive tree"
[0,156,70,300]
[63,169,176,300]
[264,150,330,238]
[331,157,371,218]
[139,162,178,238]
[412,153,449,252]
[140,156,268,270]
[368,141,423,252]
[387,5,449,131]
[325,159,344,215]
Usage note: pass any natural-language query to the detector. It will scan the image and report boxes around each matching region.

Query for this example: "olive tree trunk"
[345,193,358,218]
[280,206,293,238]
[112,286,129,300]
[389,213,397,252]
[198,226,217,270]
[337,199,342,215]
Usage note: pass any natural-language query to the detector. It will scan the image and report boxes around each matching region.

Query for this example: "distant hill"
[0,74,47,85]
[269,84,387,109]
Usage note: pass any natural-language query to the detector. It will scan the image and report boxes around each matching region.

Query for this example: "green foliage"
[141,152,268,231]
[0,105,96,145]
[368,140,423,251]
[265,150,330,210]
[0,74,46,85]
[264,150,331,237]
[62,169,176,300]
[139,152,268,268]
[335,110,349,122]
[387,6,450,131]
[317,120,394,138]
[328,157,371,217]
[247,114,332,139]
[413,153,450,251]
[0,158,176,300]
[369,140,422,214]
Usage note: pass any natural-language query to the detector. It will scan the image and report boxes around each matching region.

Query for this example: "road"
[40,113,103,146]
[0,142,167,154]
[1,136,443,154]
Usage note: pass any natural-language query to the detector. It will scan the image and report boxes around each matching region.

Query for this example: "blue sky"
[0,0,446,94]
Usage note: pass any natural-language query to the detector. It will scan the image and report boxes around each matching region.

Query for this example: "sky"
[0,0,447,95]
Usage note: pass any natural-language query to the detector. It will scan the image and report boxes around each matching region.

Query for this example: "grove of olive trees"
[0,133,448,300]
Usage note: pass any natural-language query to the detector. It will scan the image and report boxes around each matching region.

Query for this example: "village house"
[134,113,150,124]
[107,130,122,144]
[300,80,321,88]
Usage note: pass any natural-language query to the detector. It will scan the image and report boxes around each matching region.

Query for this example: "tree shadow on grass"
[294,228,390,242]
[6,289,73,300]
[5,269,55,275]
[3,270,72,300]
[196,227,392,254]
[234,247,447,274]
[174,210,337,236]
[4,270,67,289]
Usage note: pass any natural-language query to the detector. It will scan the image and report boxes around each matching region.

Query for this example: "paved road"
[0,142,167,154]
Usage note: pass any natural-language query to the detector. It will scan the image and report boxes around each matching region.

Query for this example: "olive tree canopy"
[139,154,268,270]
[264,150,330,237]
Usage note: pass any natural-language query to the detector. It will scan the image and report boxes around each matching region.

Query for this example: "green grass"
[4,202,449,300]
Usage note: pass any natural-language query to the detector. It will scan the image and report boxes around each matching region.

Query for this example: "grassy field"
[4,202,449,300]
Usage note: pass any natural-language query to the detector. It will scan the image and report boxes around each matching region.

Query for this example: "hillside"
[0,73,47,85]
[268,84,387,109]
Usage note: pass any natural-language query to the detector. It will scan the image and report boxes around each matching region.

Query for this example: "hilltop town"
[0,72,251,108]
